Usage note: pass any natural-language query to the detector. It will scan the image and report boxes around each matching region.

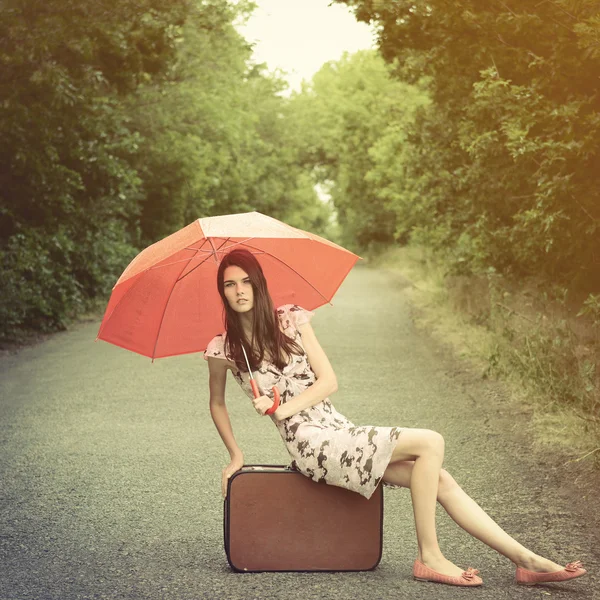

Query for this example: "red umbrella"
[96,211,361,361]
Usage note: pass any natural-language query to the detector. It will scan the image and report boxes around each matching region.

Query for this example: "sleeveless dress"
[203,304,404,500]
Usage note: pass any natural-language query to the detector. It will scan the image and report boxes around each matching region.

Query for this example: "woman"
[204,249,586,587]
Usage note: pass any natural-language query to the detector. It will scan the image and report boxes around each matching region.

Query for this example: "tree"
[288,50,427,253]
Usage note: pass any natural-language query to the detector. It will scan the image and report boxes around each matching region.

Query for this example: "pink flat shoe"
[413,559,483,587]
[515,560,587,585]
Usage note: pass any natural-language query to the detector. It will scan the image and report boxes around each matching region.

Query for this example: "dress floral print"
[204,304,404,500]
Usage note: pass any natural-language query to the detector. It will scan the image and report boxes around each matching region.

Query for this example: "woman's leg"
[385,428,467,577]
[383,459,566,573]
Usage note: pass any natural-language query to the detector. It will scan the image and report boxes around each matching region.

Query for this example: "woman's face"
[223,265,254,314]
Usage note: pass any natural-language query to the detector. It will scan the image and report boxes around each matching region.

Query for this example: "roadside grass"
[367,244,600,467]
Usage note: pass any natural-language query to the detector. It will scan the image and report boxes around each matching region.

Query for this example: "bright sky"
[235,0,376,93]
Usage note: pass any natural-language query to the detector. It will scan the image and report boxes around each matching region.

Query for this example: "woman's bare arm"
[274,321,338,421]
[207,357,243,459]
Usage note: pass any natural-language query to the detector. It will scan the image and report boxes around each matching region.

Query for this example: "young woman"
[204,248,587,587]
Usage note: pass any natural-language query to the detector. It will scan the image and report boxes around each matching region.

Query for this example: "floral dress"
[203,304,404,500]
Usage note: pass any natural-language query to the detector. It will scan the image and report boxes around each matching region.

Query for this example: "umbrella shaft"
[241,343,254,380]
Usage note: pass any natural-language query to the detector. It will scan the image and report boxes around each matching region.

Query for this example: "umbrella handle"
[250,380,280,415]
[265,387,280,415]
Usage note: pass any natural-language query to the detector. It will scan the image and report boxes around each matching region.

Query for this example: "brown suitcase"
[223,464,383,572]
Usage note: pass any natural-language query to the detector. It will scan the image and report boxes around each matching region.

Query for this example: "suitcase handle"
[250,380,280,415]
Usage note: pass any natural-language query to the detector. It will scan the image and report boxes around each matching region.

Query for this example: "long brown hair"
[216,248,304,373]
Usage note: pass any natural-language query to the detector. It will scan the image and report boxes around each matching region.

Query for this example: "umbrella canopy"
[96,211,361,359]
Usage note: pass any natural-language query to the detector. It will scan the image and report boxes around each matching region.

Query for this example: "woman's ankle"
[418,548,445,563]
[512,548,536,568]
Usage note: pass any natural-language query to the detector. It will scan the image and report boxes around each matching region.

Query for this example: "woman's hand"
[251,393,276,416]
[222,454,244,499]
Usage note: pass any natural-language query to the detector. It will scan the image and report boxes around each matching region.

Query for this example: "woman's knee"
[390,428,445,462]
[425,429,445,456]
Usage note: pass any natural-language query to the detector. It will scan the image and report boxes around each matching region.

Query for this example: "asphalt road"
[1,265,598,600]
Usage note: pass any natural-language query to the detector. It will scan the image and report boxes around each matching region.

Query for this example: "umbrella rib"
[148,237,235,355]
[148,257,199,270]
[197,236,259,256]
[150,237,236,353]
[175,237,233,283]
[142,238,235,276]
[180,237,333,304]
[151,253,197,361]
[176,236,270,283]
[207,236,220,263]
[146,236,267,274]
[175,252,216,283]
[97,242,210,342]
[232,239,333,306]
[96,268,151,341]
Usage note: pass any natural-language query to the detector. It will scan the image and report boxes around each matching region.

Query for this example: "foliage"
[0,0,330,339]
[333,0,600,294]
[288,50,428,253]
[0,0,190,337]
